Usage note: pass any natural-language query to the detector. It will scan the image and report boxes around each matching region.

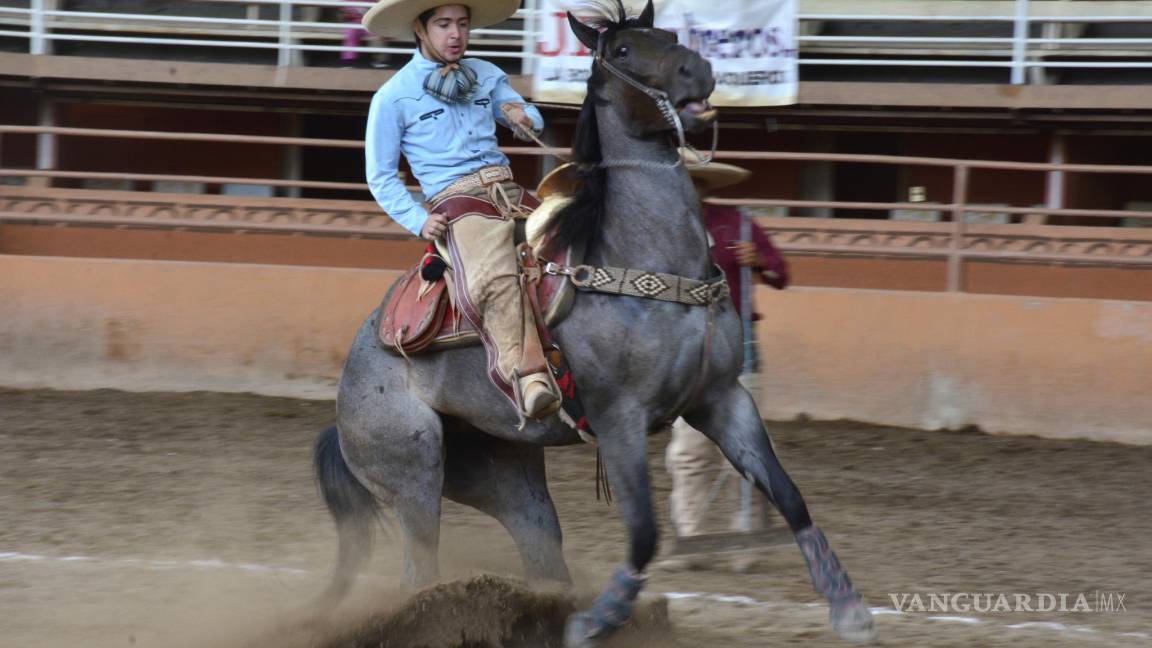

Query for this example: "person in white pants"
[663,151,790,568]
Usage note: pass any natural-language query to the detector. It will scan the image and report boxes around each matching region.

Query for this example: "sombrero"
[535,149,750,199]
[679,148,751,191]
[536,163,581,199]
[363,0,520,39]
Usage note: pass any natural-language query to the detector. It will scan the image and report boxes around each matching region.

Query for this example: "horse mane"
[573,0,629,29]
[541,96,604,258]
[541,0,642,257]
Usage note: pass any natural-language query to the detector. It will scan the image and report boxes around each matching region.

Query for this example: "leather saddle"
[378,194,579,356]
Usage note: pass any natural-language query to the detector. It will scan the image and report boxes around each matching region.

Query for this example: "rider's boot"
[515,317,561,420]
[520,372,560,419]
[510,241,562,421]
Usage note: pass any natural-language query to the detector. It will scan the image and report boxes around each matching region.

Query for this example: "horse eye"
[614,45,629,58]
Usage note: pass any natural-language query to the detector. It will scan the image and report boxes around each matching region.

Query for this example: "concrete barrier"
[2,255,1149,444]
[0,255,399,400]
[754,288,1152,445]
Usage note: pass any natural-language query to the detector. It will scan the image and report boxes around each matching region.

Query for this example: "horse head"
[567,0,717,137]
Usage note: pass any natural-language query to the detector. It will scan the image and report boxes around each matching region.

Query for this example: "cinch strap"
[544,262,729,307]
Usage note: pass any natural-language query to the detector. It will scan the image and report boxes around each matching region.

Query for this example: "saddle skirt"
[378,195,578,356]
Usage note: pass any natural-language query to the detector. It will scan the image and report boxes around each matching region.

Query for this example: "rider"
[361,0,562,420]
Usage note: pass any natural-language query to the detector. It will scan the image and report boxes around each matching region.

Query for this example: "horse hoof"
[563,611,601,648]
[831,598,878,644]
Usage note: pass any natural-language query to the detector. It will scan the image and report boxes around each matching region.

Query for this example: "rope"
[580,157,681,171]
[522,127,572,163]
[596,449,613,503]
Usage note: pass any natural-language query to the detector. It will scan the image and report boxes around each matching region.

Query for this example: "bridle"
[590,30,719,168]
[530,30,719,172]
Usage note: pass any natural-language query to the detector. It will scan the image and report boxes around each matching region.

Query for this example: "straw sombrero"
[363,0,520,39]
[536,163,581,199]
[535,149,750,199]
[679,148,751,191]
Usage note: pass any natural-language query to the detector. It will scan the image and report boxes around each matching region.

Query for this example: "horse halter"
[591,32,720,169]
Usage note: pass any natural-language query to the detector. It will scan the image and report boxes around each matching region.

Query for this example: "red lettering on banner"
[536,12,591,57]
[536,12,566,56]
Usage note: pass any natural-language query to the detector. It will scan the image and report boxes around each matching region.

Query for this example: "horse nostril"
[678,65,692,79]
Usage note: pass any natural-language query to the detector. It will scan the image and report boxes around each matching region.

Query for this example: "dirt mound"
[321,575,672,648]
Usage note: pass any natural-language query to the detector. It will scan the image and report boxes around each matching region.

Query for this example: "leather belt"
[431,165,514,203]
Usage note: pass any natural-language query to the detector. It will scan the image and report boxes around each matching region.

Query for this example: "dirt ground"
[1,388,1150,648]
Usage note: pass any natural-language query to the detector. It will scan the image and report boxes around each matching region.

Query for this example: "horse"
[313,1,877,645]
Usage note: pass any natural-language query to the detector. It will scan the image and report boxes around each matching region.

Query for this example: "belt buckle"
[478,166,508,186]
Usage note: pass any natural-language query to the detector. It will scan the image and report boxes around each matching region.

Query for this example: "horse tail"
[313,424,381,608]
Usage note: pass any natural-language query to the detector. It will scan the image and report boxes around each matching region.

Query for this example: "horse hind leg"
[441,423,571,585]
[337,407,446,591]
[313,424,380,609]
[316,397,446,601]
[682,386,878,645]
[313,303,452,600]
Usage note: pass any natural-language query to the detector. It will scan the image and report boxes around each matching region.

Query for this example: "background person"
[340,4,392,69]
[663,151,790,570]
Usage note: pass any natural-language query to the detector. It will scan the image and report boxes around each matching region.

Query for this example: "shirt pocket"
[466,97,497,151]
[403,100,450,143]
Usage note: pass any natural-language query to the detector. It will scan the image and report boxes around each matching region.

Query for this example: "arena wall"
[752,288,1152,446]
[2,255,1149,445]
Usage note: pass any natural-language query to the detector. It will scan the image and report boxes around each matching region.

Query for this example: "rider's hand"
[731,241,766,268]
[501,103,537,140]
[420,211,448,241]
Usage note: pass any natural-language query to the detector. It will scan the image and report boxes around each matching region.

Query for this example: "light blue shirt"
[365,50,544,236]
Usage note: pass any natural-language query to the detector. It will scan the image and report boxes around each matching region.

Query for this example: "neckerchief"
[423,61,478,103]
[415,30,477,104]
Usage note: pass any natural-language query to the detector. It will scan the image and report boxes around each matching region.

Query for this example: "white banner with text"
[531,0,798,106]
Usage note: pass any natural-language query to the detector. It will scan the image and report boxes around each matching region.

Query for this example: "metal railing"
[797,8,1152,84]
[1,0,1150,82]
[701,151,1152,290]
[0,0,532,68]
[2,123,1151,293]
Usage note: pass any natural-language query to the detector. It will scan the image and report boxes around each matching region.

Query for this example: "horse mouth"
[675,99,717,128]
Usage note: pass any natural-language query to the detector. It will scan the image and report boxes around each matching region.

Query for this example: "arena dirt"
[1,388,1149,647]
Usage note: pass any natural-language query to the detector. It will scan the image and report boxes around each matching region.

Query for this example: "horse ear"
[567,11,600,52]
[637,0,655,28]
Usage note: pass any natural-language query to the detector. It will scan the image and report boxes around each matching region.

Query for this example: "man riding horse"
[320,3,878,645]
[362,0,561,421]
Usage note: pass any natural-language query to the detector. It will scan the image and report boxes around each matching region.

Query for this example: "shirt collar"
[407,47,473,72]
[408,48,438,72]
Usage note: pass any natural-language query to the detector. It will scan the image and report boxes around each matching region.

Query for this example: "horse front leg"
[563,407,654,648]
[683,385,878,645]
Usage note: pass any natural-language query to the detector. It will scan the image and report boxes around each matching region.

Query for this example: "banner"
[531,0,798,106]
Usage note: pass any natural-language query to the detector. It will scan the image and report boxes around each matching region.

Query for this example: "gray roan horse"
[313,1,876,645]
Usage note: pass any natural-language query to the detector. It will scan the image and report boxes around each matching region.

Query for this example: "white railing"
[0,0,531,69]
[797,8,1152,84]
[0,0,1150,81]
